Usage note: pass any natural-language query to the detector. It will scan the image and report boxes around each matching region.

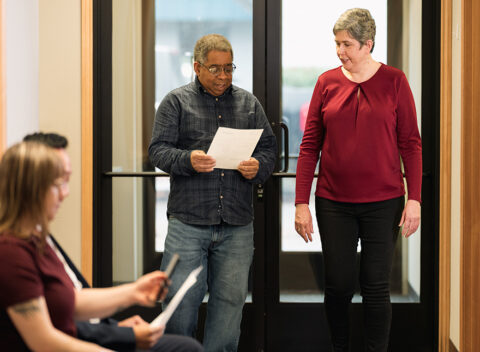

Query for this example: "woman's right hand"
[130,271,168,307]
[119,315,165,349]
[295,204,314,243]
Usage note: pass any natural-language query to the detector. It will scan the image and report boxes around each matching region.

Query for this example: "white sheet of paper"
[150,266,203,328]
[207,127,263,169]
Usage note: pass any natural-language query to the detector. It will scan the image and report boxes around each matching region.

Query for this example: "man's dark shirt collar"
[194,76,233,97]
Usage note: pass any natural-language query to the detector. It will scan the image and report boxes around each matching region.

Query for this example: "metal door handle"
[271,121,289,173]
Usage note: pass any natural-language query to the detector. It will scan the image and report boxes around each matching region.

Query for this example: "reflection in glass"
[280,0,421,303]
[154,177,169,252]
[153,0,253,252]
[110,0,421,303]
[112,0,147,283]
[281,0,387,254]
[154,0,253,110]
[281,178,320,252]
[112,178,144,284]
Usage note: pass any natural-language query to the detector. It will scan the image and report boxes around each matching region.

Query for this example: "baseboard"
[449,338,459,352]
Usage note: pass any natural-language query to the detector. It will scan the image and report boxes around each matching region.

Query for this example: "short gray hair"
[194,34,233,64]
[333,8,376,53]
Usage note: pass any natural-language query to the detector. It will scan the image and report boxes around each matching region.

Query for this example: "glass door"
[93,0,439,350]
[101,0,265,350]
[263,0,438,351]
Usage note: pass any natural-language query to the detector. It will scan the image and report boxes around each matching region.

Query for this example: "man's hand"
[191,150,216,172]
[237,157,259,179]
[119,315,164,349]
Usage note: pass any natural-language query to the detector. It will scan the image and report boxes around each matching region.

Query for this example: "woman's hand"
[295,204,314,242]
[398,199,421,237]
[119,315,164,349]
[131,271,168,307]
[75,271,168,320]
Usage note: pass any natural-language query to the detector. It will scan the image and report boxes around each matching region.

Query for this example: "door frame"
[87,0,440,351]
[262,0,440,351]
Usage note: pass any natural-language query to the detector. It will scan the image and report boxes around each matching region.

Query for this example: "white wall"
[38,0,82,268]
[4,0,81,267]
[5,0,39,146]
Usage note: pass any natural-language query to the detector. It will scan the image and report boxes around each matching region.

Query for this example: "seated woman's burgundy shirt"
[0,235,76,350]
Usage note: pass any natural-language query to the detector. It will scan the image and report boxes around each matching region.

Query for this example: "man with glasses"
[149,34,276,351]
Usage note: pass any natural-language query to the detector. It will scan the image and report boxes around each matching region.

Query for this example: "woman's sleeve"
[295,77,325,205]
[0,243,43,308]
[396,73,422,202]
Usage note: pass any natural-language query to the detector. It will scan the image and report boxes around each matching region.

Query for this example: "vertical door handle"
[271,122,289,173]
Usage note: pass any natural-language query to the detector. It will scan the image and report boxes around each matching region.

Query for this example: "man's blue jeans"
[160,217,254,352]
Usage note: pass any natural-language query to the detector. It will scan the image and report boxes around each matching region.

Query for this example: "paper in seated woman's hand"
[398,199,421,237]
[131,271,168,307]
[295,204,314,243]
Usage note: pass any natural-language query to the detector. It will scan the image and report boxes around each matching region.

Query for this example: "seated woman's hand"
[131,271,168,307]
[119,315,165,349]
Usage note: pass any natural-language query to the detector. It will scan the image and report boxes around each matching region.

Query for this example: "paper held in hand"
[207,127,264,169]
[150,266,203,328]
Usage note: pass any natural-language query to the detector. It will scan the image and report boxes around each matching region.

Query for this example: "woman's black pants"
[315,196,404,352]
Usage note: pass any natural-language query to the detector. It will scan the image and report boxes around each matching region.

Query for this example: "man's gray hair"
[194,34,233,64]
[333,8,376,53]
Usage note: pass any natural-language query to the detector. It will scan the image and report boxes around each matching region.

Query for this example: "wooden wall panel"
[449,338,459,352]
[81,0,93,285]
[439,0,452,350]
[461,0,480,350]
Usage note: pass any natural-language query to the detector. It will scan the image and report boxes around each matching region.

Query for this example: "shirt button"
[215,98,219,102]
[218,115,222,119]
[220,195,223,199]
[221,173,224,177]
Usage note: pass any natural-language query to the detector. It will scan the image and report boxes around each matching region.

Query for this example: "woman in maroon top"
[295,8,422,352]
[0,142,168,351]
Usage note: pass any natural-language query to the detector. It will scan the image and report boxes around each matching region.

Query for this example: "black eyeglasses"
[199,63,236,76]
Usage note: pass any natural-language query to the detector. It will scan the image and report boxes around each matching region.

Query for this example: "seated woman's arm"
[75,271,167,320]
[8,297,111,352]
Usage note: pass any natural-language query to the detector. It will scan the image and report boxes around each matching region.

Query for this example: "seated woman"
[0,141,166,351]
